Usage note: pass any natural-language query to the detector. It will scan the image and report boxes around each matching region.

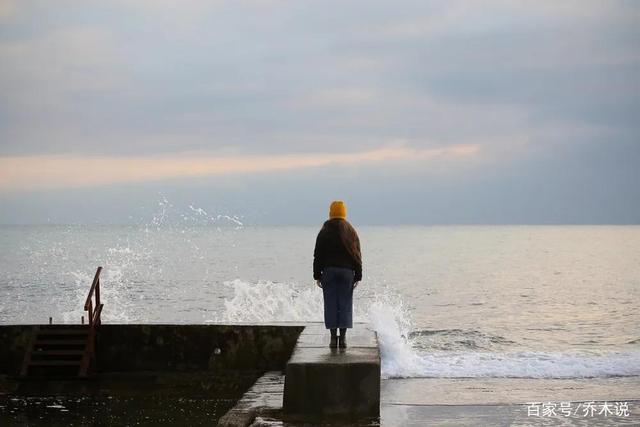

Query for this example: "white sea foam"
[217,279,325,323]
[381,347,640,379]
[218,279,640,379]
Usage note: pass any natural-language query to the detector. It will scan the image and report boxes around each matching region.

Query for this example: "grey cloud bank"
[0,0,638,224]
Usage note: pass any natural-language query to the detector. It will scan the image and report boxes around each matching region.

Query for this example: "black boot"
[330,335,338,349]
[338,335,347,348]
[329,329,338,349]
[338,328,347,349]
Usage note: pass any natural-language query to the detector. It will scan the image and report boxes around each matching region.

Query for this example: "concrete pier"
[1,323,381,424]
[283,323,380,418]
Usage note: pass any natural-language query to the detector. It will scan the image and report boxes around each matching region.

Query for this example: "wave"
[379,348,640,379]
[217,279,640,380]
[217,279,325,323]
[408,328,517,351]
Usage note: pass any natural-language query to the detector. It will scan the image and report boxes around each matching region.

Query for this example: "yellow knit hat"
[329,200,347,219]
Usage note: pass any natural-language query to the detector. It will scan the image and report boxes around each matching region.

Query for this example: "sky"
[0,0,638,225]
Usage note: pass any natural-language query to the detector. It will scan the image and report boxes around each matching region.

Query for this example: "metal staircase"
[20,267,104,378]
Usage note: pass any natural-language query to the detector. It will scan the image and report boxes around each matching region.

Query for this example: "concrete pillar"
[283,325,380,417]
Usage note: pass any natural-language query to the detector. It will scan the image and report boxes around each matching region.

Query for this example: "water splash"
[367,297,423,378]
[214,278,421,376]
[62,270,93,324]
[217,279,324,323]
[63,243,150,323]
[216,279,640,379]
[58,196,245,324]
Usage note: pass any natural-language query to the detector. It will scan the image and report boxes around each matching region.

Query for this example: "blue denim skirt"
[321,266,355,329]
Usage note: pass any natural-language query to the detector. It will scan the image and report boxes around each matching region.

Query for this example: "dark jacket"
[313,218,362,282]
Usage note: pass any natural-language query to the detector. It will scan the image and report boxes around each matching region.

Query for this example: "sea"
[1,209,639,425]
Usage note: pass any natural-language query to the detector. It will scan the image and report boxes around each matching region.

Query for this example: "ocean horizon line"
[1,222,639,227]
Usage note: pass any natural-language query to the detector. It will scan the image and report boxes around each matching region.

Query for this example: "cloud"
[0,144,479,191]
[1,1,637,158]
[0,26,125,97]
[0,1,638,223]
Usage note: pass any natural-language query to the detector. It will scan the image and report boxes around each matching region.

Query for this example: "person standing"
[313,200,362,349]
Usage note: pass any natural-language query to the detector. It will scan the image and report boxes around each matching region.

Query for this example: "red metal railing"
[84,266,104,327]
[79,266,103,376]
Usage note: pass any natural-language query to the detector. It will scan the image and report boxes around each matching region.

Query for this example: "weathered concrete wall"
[0,325,33,376]
[0,324,303,376]
[97,324,303,373]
